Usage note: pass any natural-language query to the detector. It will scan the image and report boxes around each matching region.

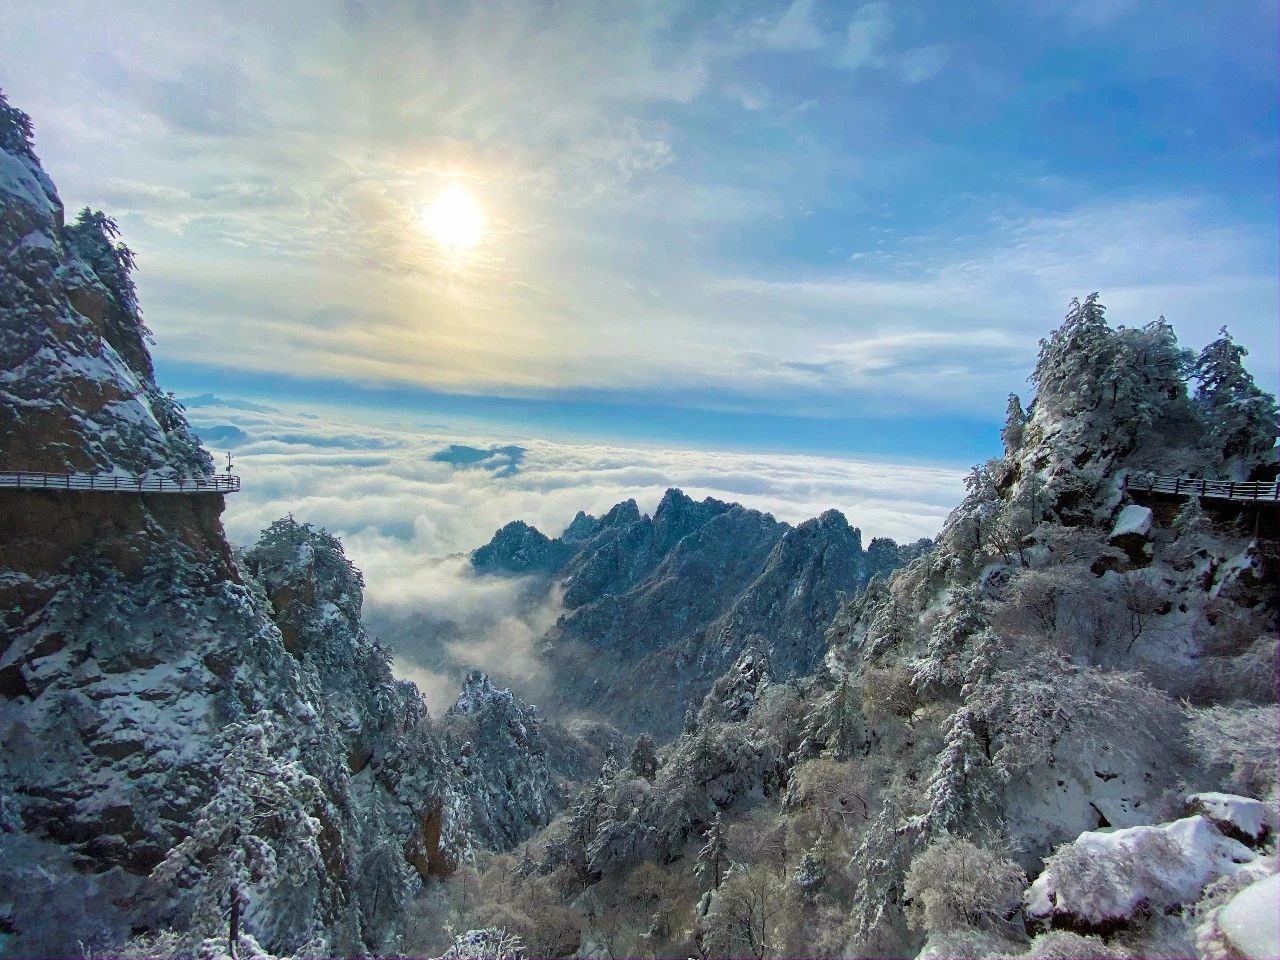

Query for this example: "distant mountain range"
[471,488,931,737]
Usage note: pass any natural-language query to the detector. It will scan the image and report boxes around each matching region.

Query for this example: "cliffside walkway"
[1125,474,1279,503]
[0,471,240,494]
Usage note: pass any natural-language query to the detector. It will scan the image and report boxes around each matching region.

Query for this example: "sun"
[424,184,484,252]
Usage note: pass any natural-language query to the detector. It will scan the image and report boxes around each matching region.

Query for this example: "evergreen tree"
[65,207,144,322]
[909,704,1001,840]
[1190,328,1279,471]
[1172,495,1207,538]
[560,780,606,883]
[1031,293,1114,413]
[682,705,698,736]
[151,712,327,958]
[810,676,861,760]
[629,734,658,780]
[0,89,36,159]
[793,847,826,892]
[1001,393,1027,456]
[865,589,912,658]
[695,813,729,892]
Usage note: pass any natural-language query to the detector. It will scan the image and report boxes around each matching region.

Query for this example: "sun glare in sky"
[424,184,484,253]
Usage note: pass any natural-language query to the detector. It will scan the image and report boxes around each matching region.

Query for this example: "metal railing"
[0,471,240,494]
[1125,474,1279,503]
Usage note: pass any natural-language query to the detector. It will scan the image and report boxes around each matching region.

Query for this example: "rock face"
[441,672,560,849]
[0,97,208,479]
[472,487,929,737]
[0,96,553,958]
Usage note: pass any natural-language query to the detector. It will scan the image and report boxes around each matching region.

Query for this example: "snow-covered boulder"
[1196,872,1280,960]
[1187,792,1271,847]
[1111,505,1153,540]
[1026,815,1258,932]
[1108,504,1154,563]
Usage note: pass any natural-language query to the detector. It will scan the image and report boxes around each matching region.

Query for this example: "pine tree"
[1001,394,1027,456]
[1172,495,1207,538]
[1190,327,1279,471]
[793,847,825,892]
[695,813,729,891]
[151,712,327,958]
[909,704,1001,840]
[561,780,606,883]
[1031,293,1114,413]
[0,89,37,159]
[65,207,144,323]
[629,734,658,780]
[809,676,861,760]
[683,705,698,736]
[865,587,912,658]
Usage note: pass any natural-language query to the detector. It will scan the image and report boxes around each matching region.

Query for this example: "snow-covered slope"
[485,297,1278,960]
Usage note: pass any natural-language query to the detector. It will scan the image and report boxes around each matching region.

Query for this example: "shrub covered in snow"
[903,837,1026,936]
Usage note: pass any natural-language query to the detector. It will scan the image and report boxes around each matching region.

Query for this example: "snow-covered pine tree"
[848,790,921,945]
[909,587,991,693]
[558,779,606,883]
[696,813,729,892]
[629,734,658,780]
[1190,327,1279,474]
[865,586,913,659]
[683,706,699,735]
[808,675,861,760]
[1031,292,1113,414]
[0,89,36,159]
[1001,394,1027,456]
[1105,317,1191,434]
[1172,495,1207,538]
[355,780,416,947]
[908,704,1001,840]
[151,712,328,959]
[793,847,825,892]
[65,208,143,325]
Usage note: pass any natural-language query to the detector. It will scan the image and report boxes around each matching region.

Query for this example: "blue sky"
[3,0,1276,467]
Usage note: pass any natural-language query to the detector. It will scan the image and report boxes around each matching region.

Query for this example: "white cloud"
[192,400,964,708]
[758,0,826,51]
[714,197,1279,406]
[4,0,1272,429]
[840,3,893,70]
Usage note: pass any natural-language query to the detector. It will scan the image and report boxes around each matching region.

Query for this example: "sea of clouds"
[186,395,967,709]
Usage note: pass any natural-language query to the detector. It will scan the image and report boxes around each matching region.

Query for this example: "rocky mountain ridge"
[473,486,929,737]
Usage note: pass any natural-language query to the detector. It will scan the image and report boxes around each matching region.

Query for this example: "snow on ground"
[1218,872,1280,960]
[1198,871,1280,960]
[1188,792,1271,844]
[1026,814,1259,928]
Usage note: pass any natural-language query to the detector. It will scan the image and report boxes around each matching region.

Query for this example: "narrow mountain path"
[0,471,240,493]
[1125,474,1279,503]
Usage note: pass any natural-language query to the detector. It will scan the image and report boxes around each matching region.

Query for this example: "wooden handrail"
[1125,473,1279,502]
[0,471,240,494]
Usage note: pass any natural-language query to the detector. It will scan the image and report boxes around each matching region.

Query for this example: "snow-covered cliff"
[0,93,553,959]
